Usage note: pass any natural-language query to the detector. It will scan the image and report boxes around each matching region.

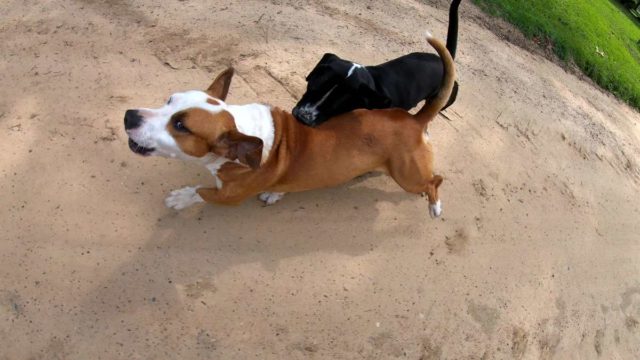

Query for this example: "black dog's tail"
[414,34,456,127]
[446,0,462,59]
[440,0,462,110]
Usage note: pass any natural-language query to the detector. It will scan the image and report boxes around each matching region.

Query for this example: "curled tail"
[446,0,462,59]
[414,34,456,127]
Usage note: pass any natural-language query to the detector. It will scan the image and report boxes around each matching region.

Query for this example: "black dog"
[292,0,462,126]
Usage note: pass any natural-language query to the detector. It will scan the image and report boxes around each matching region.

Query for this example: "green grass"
[472,0,640,110]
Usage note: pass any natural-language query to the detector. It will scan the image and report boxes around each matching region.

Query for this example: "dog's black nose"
[292,107,319,127]
[124,109,143,130]
[292,106,302,120]
[292,107,311,123]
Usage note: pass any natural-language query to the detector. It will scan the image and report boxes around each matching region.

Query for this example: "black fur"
[293,0,462,127]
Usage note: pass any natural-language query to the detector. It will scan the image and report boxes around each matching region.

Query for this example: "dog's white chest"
[205,157,230,189]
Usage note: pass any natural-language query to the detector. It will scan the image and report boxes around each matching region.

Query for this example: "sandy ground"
[1,0,640,359]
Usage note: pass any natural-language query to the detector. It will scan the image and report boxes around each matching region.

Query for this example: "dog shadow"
[66,180,434,352]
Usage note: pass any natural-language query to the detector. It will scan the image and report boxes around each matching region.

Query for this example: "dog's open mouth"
[128,138,155,156]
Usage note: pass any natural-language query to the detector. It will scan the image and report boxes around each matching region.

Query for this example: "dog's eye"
[173,119,190,133]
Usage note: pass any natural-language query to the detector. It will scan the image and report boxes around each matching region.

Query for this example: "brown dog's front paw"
[165,186,204,210]
[258,192,285,206]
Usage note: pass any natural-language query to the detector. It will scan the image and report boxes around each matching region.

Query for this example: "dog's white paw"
[165,186,204,210]
[258,192,285,206]
[429,200,442,219]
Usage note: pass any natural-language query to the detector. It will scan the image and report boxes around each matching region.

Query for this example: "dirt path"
[1,0,639,359]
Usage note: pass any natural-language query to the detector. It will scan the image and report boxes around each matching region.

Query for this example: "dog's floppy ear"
[326,55,354,76]
[306,53,342,80]
[318,53,339,63]
[210,130,263,170]
[206,67,234,100]
[315,53,341,69]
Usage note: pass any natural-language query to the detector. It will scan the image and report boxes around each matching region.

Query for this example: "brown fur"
[205,68,234,100]
[167,108,264,168]
[166,108,236,158]
[174,36,455,207]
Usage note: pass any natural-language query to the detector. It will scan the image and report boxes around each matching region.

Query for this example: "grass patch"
[472,0,640,110]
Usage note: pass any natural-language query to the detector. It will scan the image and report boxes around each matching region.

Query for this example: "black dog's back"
[293,0,462,126]
[367,53,444,110]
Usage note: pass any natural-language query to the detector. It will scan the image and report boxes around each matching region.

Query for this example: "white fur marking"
[127,90,224,160]
[297,104,319,120]
[296,63,363,122]
[127,90,276,166]
[258,192,285,205]
[226,104,275,164]
[296,85,338,121]
[423,129,431,142]
[347,63,363,77]
[429,200,442,219]
[165,186,204,210]
[313,85,338,108]
[205,157,230,189]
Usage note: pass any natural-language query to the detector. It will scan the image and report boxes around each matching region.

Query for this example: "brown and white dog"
[124,34,454,218]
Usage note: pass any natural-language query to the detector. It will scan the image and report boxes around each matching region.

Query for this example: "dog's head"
[292,53,391,126]
[124,68,264,169]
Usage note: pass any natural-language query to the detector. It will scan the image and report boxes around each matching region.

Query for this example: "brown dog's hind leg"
[387,148,444,218]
